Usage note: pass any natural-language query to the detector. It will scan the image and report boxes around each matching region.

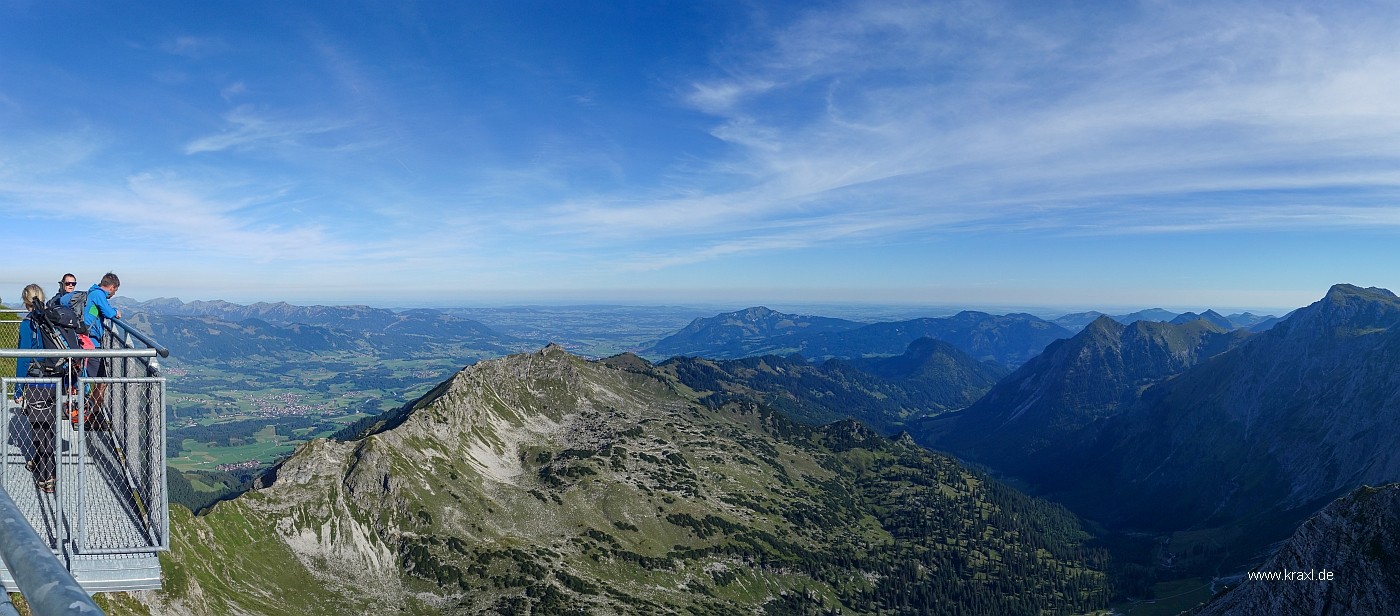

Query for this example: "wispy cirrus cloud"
[158,35,228,59]
[6,1,1395,305]
[183,106,352,154]
[545,0,1400,266]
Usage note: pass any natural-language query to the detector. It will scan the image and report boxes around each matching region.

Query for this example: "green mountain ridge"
[641,306,867,360]
[123,345,1110,615]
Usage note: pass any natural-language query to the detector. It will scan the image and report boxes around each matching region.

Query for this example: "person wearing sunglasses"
[48,273,78,308]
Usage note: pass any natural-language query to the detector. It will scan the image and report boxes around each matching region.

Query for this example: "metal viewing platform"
[0,312,169,598]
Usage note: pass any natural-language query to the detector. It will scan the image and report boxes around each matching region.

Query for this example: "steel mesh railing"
[1,377,65,551]
[74,376,167,553]
[1,375,167,554]
[0,311,168,562]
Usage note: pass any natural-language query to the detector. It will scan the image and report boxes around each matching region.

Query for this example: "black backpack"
[26,308,84,378]
[44,290,90,335]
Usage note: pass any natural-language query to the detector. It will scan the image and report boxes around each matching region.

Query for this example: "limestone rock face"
[1192,484,1400,616]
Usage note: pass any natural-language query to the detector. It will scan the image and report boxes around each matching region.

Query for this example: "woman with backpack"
[15,283,60,494]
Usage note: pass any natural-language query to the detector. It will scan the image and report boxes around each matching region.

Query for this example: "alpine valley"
[73,284,1400,615]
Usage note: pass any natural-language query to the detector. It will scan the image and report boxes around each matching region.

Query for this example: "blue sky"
[3,1,1398,312]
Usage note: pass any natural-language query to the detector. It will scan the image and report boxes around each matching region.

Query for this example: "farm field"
[164,351,459,472]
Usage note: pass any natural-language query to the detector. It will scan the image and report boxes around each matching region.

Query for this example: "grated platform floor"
[1,406,163,591]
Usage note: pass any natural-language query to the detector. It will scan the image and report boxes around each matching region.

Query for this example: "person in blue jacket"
[81,272,122,412]
[15,283,58,493]
[82,272,123,344]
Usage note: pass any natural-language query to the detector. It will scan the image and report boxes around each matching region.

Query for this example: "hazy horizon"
[102,290,1305,321]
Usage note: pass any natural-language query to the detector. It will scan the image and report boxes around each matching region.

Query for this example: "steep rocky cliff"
[1190,483,1400,615]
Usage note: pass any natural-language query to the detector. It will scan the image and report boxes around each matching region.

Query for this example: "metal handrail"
[2,308,167,355]
[0,487,105,615]
[2,307,167,359]
[110,319,169,358]
[0,349,158,358]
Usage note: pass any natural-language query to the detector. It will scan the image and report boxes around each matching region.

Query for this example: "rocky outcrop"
[1191,483,1400,615]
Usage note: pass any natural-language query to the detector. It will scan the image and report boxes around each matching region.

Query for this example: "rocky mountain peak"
[1314,283,1400,324]
[1323,282,1398,303]
[1084,314,1127,337]
[539,342,570,355]
[739,305,776,320]
[1266,283,1400,343]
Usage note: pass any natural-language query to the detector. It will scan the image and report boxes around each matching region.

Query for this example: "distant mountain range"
[1049,308,1277,331]
[116,297,528,361]
[652,337,1008,433]
[637,306,865,358]
[642,305,1278,369]
[121,297,508,339]
[116,297,1279,371]
[921,314,1251,474]
[122,313,358,361]
[641,307,1074,368]
[1072,285,1400,534]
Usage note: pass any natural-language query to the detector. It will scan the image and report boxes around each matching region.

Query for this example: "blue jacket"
[16,315,38,379]
[80,284,119,347]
